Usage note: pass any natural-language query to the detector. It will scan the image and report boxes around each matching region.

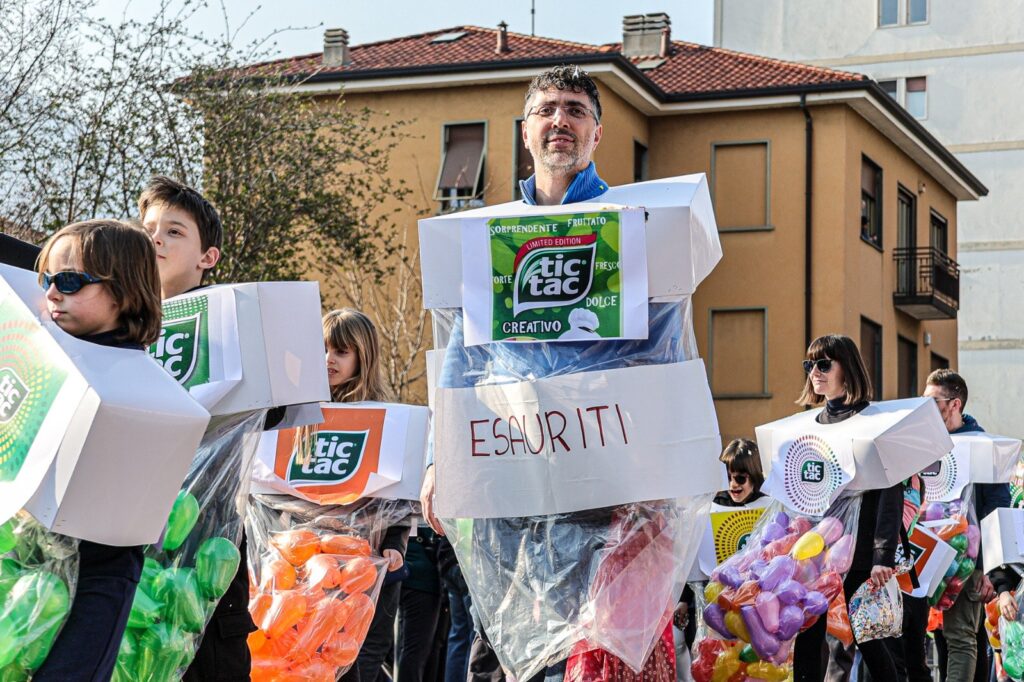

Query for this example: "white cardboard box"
[757,398,953,493]
[980,507,1024,574]
[418,174,722,308]
[950,432,1022,483]
[155,282,330,416]
[0,265,210,546]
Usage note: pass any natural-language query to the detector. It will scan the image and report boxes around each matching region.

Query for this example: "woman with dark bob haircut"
[792,334,904,682]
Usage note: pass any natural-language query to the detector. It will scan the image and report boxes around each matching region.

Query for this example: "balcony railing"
[893,246,959,320]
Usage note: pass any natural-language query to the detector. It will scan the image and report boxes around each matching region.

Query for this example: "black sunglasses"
[41,271,105,295]
[802,358,833,374]
[729,473,749,485]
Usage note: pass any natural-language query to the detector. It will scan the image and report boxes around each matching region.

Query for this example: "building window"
[711,140,771,231]
[931,209,949,254]
[906,77,927,119]
[634,141,649,183]
[908,0,928,23]
[879,79,898,100]
[861,156,883,248]
[861,316,883,400]
[708,308,769,398]
[436,122,485,212]
[898,335,918,398]
[897,186,916,292]
[512,118,533,201]
[930,352,949,372]
[879,0,899,25]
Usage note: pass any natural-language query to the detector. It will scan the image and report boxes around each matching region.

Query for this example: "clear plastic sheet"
[919,485,979,610]
[999,585,1024,680]
[433,299,709,679]
[0,512,77,679]
[694,497,861,682]
[111,409,268,682]
[245,494,408,680]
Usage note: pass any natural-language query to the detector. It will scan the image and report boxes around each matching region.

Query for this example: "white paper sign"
[251,401,429,503]
[433,360,721,518]
[460,208,648,346]
[921,447,972,502]
[979,508,1024,573]
[950,432,1022,484]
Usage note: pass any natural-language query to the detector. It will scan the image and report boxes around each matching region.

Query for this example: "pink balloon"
[794,557,820,584]
[703,603,732,639]
[775,579,807,606]
[777,604,804,639]
[814,517,844,546]
[741,604,781,658]
[825,535,855,574]
[790,517,813,535]
[966,525,980,560]
[771,638,794,665]
[755,591,781,633]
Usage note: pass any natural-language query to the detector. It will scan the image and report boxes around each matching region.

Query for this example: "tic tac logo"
[287,430,369,486]
[800,460,825,483]
[0,368,29,424]
[513,234,596,316]
[151,313,201,383]
[782,434,846,515]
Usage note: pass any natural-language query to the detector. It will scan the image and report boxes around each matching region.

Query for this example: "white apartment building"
[716,0,1024,437]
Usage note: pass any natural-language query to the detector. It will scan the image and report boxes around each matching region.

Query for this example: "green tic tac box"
[0,264,210,546]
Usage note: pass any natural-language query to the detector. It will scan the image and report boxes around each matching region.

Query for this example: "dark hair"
[38,220,163,345]
[797,334,873,406]
[138,176,223,253]
[523,65,602,121]
[719,438,764,491]
[927,368,968,410]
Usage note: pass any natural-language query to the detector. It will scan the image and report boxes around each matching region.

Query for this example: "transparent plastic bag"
[999,586,1024,680]
[111,409,268,682]
[919,485,980,610]
[433,299,710,679]
[245,494,409,680]
[696,497,861,682]
[848,572,906,643]
[0,512,77,679]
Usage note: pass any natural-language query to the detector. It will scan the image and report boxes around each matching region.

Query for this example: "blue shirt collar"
[518,162,609,206]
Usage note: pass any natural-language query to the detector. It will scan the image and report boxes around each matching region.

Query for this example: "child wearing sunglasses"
[33,219,163,681]
[714,438,766,507]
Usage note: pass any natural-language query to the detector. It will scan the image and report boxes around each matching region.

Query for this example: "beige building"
[268,15,986,442]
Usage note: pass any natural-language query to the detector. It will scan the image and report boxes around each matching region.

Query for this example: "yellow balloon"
[704,581,725,604]
[725,610,751,642]
[712,656,741,682]
[791,531,825,560]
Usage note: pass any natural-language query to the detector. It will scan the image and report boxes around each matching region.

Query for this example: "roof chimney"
[496,21,509,53]
[622,13,670,58]
[323,28,350,67]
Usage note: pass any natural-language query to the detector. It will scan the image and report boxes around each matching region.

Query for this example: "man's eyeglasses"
[802,358,833,374]
[41,271,105,295]
[527,104,598,122]
[729,473,749,485]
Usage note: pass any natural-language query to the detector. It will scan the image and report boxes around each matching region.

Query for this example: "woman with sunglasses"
[792,334,904,682]
[715,439,766,507]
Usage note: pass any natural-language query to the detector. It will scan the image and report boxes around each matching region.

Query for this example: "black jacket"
[0,233,41,270]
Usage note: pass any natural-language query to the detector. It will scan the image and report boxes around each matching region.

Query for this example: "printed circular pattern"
[712,509,763,563]
[782,434,845,515]
[923,452,960,501]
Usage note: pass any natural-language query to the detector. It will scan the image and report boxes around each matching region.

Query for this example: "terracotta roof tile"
[247,25,866,97]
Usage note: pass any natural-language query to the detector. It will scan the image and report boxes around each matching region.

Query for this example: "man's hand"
[979,574,996,602]
[383,549,404,572]
[870,565,894,588]
[998,591,1019,621]
[419,464,444,536]
[673,602,689,630]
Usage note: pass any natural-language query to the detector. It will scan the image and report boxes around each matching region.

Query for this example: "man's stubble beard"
[531,129,589,175]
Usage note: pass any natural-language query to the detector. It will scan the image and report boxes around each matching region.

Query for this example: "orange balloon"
[250,592,273,627]
[304,554,342,591]
[251,658,289,682]
[271,529,322,566]
[338,557,377,595]
[294,597,347,661]
[247,629,268,655]
[322,632,360,667]
[826,595,853,646]
[261,558,298,591]
[937,515,968,542]
[342,592,376,643]
[262,591,309,639]
[265,626,300,658]
[320,534,371,557]
[288,658,336,682]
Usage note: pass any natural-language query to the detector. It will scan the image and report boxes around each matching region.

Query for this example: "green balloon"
[956,558,976,581]
[1008,621,1024,649]
[739,644,759,663]
[111,630,138,682]
[930,580,947,606]
[127,587,162,630]
[162,491,200,552]
[152,567,205,633]
[1004,652,1024,681]
[5,571,70,637]
[16,620,61,672]
[137,623,189,682]
[141,557,162,588]
[195,537,240,600]
[0,619,20,668]
[0,559,23,604]
[949,534,968,553]
[0,519,16,554]
[0,663,28,682]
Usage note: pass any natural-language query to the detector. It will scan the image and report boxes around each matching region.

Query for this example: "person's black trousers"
[397,585,443,682]
[34,541,143,682]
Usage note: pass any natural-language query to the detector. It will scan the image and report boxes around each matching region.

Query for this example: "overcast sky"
[91,0,714,58]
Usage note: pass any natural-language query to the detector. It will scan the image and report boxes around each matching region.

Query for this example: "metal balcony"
[893,247,959,320]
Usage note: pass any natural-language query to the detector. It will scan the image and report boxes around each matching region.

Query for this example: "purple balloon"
[771,638,794,665]
[719,565,744,589]
[777,604,805,639]
[741,604,781,658]
[772,511,791,528]
[825,534,855,574]
[775,579,807,605]
[966,524,980,559]
[761,521,787,545]
[802,590,829,617]
[758,555,797,592]
[814,517,844,546]
[748,559,769,580]
[924,502,945,522]
[703,603,732,639]
[755,591,781,634]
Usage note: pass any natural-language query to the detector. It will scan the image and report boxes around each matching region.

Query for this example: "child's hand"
[384,549,404,572]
